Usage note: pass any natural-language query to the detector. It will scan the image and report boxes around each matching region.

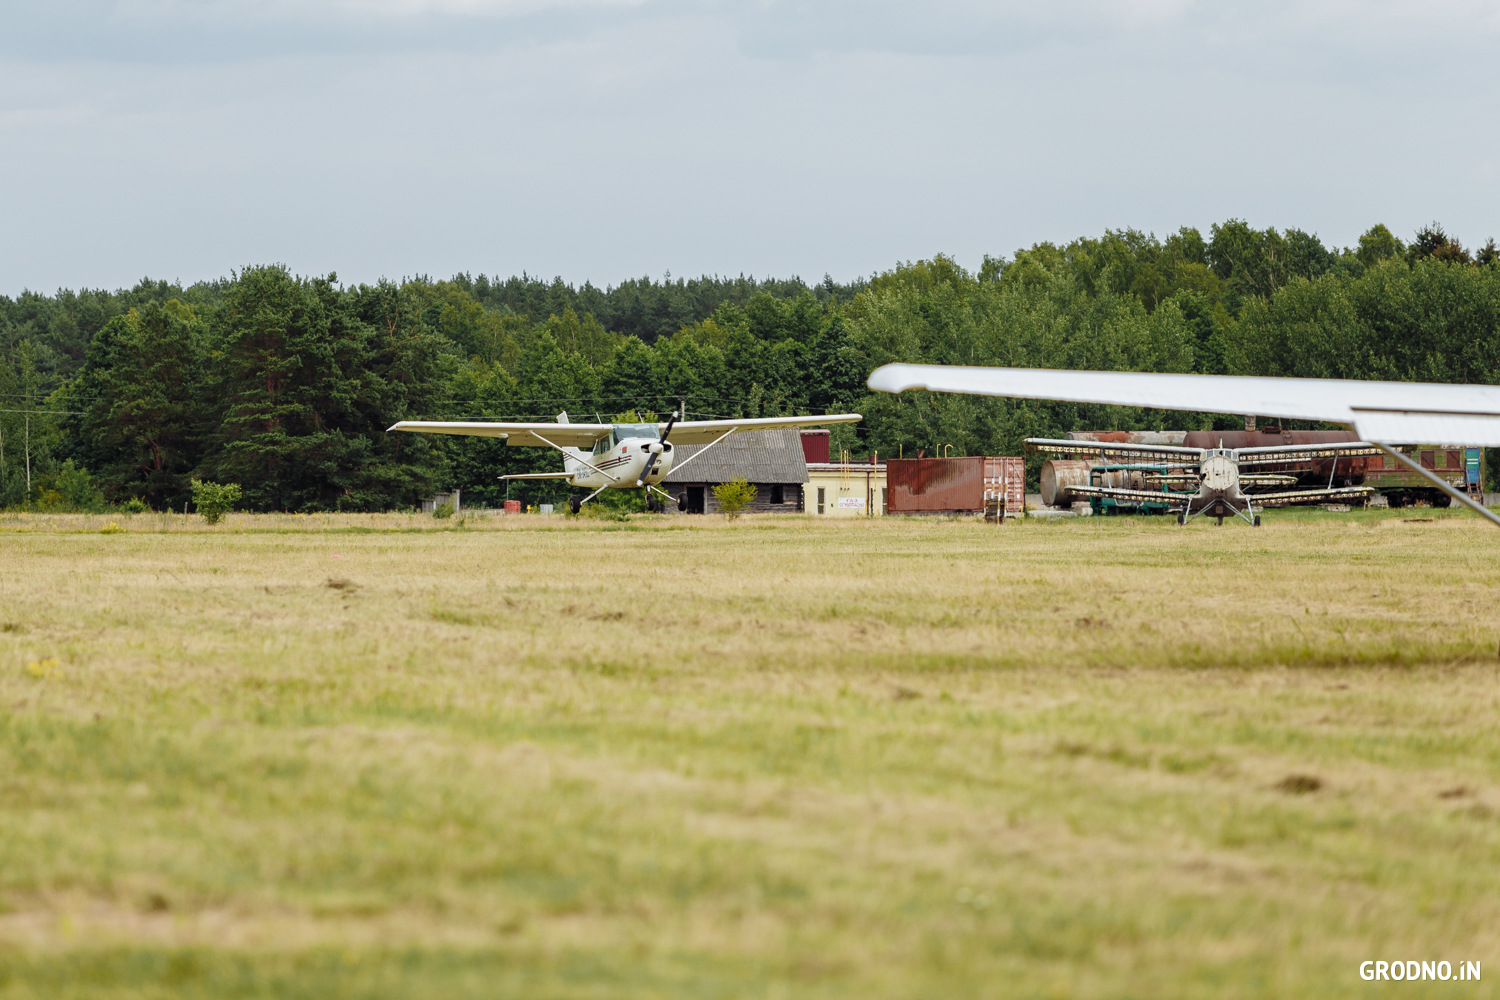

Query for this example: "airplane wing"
[1025,437,1201,462]
[498,472,576,481]
[656,413,862,445]
[1249,485,1376,503]
[1065,485,1188,504]
[386,421,612,447]
[387,414,861,447]
[867,364,1500,447]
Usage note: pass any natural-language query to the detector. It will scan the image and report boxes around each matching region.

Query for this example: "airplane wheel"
[677,492,688,512]
[1253,515,1262,527]
[569,497,582,515]
[1176,513,1185,526]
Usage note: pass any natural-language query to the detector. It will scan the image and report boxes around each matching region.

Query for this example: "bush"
[191,479,243,525]
[711,477,756,520]
[432,501,455,519]
[120,498,148,514]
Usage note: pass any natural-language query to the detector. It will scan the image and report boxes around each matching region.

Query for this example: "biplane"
[1025,437,1378,525]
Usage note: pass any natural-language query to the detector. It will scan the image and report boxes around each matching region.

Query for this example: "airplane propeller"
[636,411,679,487]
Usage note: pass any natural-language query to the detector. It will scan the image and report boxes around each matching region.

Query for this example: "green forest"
[3,220,1498,512]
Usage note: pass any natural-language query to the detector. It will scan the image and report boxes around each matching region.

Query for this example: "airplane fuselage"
[565,434,676,490]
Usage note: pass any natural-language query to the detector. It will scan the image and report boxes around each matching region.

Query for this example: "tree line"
[3,220,1497,511]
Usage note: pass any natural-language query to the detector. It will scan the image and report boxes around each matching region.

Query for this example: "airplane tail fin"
[556,412,591,475]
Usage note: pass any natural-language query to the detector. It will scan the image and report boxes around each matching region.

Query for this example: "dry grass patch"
[1,509,1498,998]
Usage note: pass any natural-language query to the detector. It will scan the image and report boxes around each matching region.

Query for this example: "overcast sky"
[3,0,1498,294]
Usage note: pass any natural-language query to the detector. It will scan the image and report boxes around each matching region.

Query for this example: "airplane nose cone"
[649,442,664,454]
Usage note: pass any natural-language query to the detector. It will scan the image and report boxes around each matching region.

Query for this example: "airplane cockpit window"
[612,423,660,441]
[592,433,615,455]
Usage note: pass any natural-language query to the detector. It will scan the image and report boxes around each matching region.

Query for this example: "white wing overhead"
[387,413,862,447]
[867,364,1500,447]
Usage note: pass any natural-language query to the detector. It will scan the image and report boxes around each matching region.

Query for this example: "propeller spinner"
[636,411,679,486]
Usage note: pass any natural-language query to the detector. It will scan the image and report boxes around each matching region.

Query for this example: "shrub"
[54,460,105,511]
[432,501,455,519]
[191,479,243,525]
[121,498,148,514]
[711,477,756,520]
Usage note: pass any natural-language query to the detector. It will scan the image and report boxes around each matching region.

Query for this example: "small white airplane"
[387,411,862,512]
[867,364,1500,527]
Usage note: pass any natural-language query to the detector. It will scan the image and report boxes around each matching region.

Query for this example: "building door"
[685,486,706,514]
[817,487,825,514]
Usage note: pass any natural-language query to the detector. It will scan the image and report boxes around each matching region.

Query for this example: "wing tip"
[867,364,924,393]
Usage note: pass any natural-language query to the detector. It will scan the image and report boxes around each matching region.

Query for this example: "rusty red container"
[887,457,1022,513]
[503,500,522,514]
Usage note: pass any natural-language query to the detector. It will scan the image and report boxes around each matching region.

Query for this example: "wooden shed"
[664,428,808,514]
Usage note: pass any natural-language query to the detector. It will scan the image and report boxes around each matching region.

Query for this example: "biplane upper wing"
[1024,437,1202,463]
[868,365,1500,447]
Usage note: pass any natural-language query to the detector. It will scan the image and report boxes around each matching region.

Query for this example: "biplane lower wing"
[1066,485,1187,504]
[1248,485,1376,504]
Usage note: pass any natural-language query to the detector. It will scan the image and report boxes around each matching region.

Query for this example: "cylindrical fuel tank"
[1041,460,1147,506]
[1041,460,1090,507]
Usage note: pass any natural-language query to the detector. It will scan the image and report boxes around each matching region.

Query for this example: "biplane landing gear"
[569,497,582,515]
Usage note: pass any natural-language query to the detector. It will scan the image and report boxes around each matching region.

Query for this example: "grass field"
[2,507,1499,998]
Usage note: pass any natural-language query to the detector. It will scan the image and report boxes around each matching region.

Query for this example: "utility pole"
[680,397,686,422]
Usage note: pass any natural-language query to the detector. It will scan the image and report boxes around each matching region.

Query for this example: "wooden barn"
[664,428,808,514]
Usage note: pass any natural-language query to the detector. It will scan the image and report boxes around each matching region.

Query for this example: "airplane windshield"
[612,423,660,441]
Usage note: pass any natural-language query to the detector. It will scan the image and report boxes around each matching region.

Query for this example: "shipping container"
[887,457,1025,517]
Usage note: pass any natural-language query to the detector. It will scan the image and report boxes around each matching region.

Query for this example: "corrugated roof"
[665,428,809,484]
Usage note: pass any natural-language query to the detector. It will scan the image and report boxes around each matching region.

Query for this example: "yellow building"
[804,461,886,517]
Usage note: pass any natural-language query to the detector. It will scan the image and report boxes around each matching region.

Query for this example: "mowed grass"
[1,508,1499,999]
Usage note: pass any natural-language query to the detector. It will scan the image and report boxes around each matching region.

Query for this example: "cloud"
[2,0,1499,291]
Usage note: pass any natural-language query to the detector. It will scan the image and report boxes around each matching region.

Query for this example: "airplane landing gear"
[646,495,664,513]
[1253,515,1262,527]
[1176,513,1186,526]
[569,497,582,515]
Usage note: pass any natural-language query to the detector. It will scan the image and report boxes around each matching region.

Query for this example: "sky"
[3,0,1499,294]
